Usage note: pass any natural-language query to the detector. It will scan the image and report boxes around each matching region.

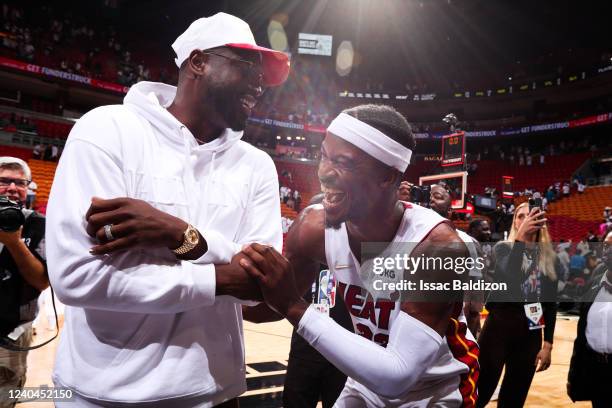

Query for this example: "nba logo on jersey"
[318,269,337,308]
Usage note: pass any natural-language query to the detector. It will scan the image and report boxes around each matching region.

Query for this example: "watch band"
[172,224,199,255]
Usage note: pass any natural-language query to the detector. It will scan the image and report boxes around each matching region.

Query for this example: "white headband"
[327,113,412,172]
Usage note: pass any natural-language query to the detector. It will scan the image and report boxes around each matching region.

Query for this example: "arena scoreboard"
[441,131,465,167]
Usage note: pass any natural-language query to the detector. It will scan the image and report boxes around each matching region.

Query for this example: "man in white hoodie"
[46,13,289,408]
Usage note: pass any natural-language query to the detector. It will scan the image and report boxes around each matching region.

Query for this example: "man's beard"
[207,84,248,132]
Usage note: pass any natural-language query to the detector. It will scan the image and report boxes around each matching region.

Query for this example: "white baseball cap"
[0,156,31,181]
[172,12,290,87]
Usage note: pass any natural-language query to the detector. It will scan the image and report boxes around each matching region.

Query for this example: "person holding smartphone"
[476,201,561,407]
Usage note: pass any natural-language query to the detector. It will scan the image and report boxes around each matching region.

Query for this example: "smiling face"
[197,47,264,131]
[317,133,394,229]
[429,184,451,218]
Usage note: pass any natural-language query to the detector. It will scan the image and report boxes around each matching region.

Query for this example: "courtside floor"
[20,315,588,407]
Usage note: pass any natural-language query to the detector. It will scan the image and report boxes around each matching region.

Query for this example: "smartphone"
[528,197,543,220]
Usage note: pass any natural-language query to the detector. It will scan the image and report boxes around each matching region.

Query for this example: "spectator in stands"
[42,144,51,161]
[285,187,292,204]
[32,143,41,159]
[539,153,545,165]
[293,190,301,211]
[563,182,571,197]
[604,206,611,220]
[526,154,532,166]
[519,155,525,166]
[577,239,590,257]
[546,186,555,203]
[26,180,37,209]
[286,192,295,210]
[50,144,58,161]
[280,185,289,203]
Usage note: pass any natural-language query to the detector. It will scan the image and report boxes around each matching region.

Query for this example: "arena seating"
[33,119,73,139]
[281,203,298,219]
[27,159,58,206]
[0,145,32,161]
[275,160,319,206]
[465,152,591,194]
[546,185,612,241]
[403,157,441,184]
[548,185,612,221]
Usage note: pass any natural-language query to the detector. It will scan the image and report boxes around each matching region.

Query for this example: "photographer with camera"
[0,157,48,408]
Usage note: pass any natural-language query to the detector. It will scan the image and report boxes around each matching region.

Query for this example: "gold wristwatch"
[172,224,199,255]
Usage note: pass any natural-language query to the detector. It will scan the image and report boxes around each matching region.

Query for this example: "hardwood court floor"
[19,315,589,407]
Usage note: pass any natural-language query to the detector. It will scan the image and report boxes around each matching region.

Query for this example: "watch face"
[187,229,199,244]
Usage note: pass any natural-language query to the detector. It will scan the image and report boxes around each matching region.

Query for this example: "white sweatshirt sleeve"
[192,151,282,264]
[297,306,444,399]
[236,153,283,251]
[46,113,216,314]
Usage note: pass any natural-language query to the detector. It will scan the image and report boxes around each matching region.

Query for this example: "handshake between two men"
[85,196,302,316]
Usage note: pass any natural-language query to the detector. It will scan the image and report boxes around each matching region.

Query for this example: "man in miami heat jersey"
[241,104,479,407]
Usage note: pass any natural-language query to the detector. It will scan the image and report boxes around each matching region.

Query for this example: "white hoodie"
[46,82,282,406]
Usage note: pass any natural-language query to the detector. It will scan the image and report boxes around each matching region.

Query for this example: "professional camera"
[442,113,459,132]
[0,195,25,232]
[410,185,431,207]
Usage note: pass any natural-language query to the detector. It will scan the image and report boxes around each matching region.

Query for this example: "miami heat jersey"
[324,202,479,407]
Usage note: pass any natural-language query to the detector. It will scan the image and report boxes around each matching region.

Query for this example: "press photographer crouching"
[0,157,48,408]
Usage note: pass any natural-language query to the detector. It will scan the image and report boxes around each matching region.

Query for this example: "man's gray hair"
[0,156,32,180]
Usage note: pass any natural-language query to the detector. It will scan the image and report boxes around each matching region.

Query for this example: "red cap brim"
[227,43,290,87]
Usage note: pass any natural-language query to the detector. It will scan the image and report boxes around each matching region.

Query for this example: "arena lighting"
[276,135,281,140]
[335,40,354,77]
[286,136,292,140]
[267,19,289,52]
